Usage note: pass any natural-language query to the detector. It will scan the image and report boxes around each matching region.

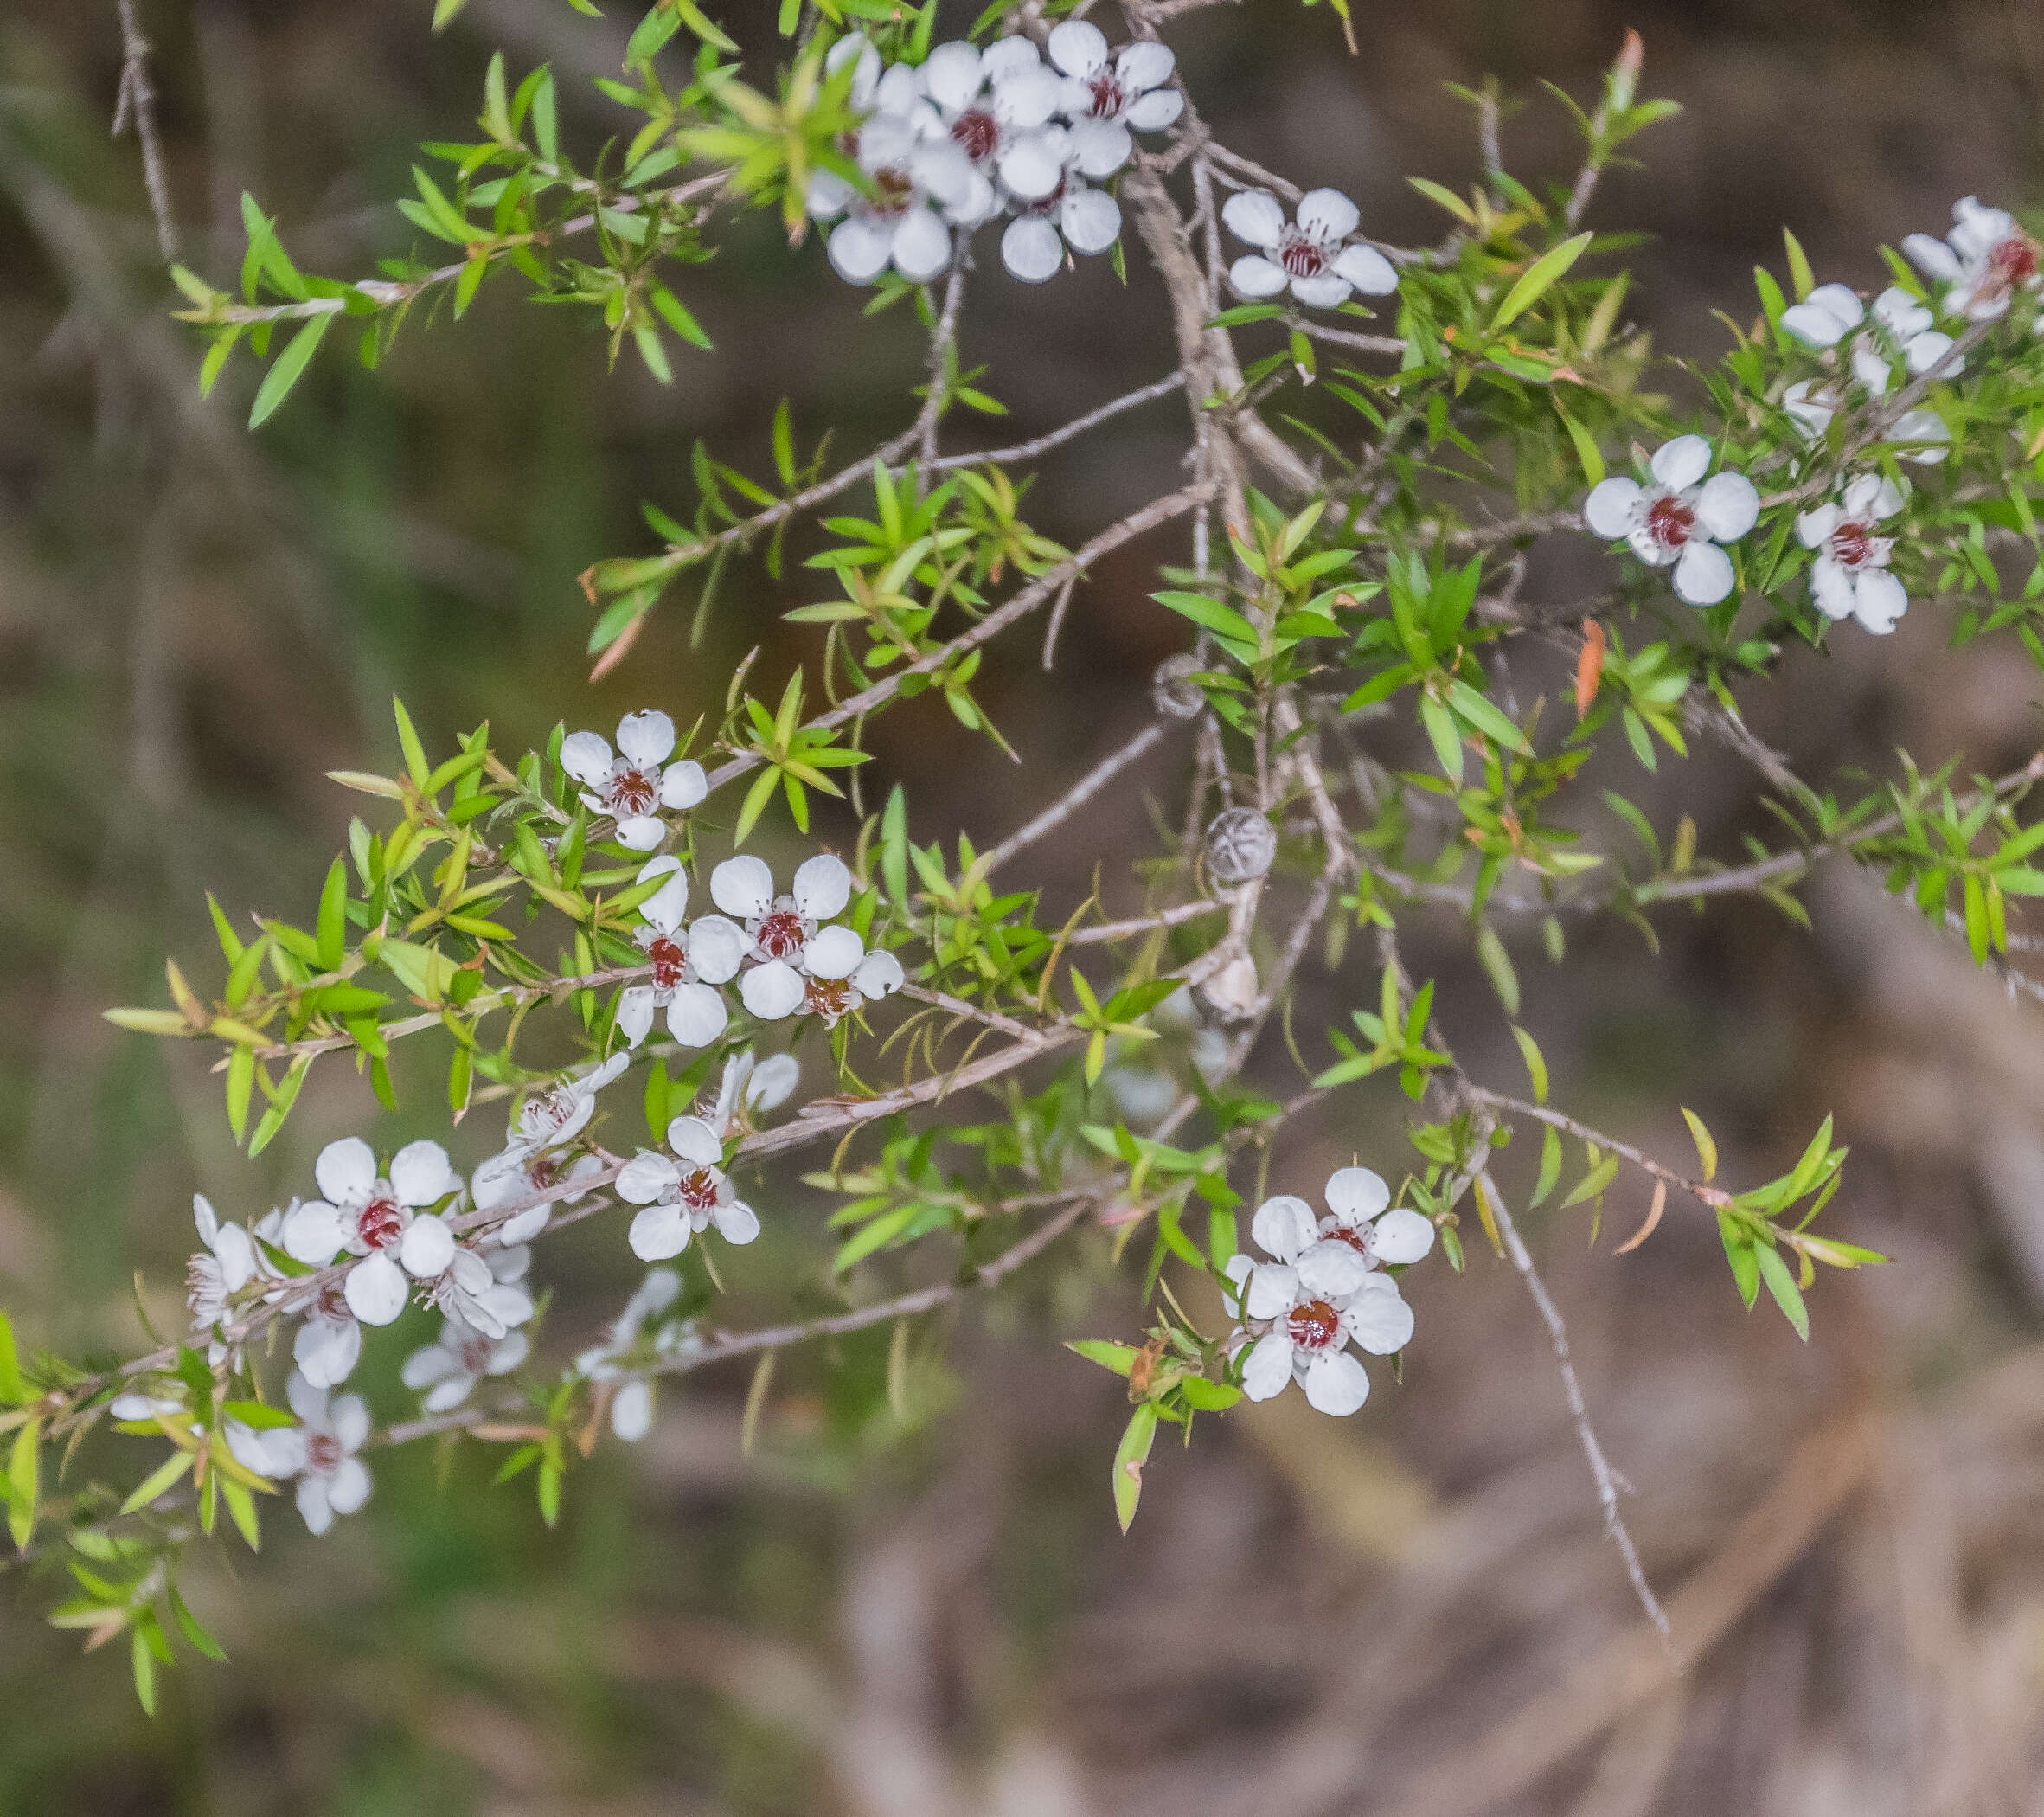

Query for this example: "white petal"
[315,1137,377,1208]
[666,981,729,1048]
[390,1139,456,1207]
[613,815,665,852]
[1302,1349,1371,1415]
[665,1114,723,1169]
[1811,555,1855,620]
[330,1396,369,1453]
[746,1053,801,1112]
[629,1204,690,1261]
[1333,242,1398,295]
[1295,187,1360,241]
[851,949,905,1000]
[297,1476,334,1535]
[399,1214,456,1279]
[791,853,852,920]
[618,1151,679,1205]
[1244,1261,1301,1321]
[1873,286,1932,336]
[421,1374,476,1414]
[497,1203,553,1245]
[1116,40,1175,91]
[982,36,1041,83]
[1866,475,1906,520]
[1782,381,1834,438]
[1851,345,1894,394]
[1251,1193,1319,1262]
[1295,1238,1372,1300]
[343,1251,409,1326]
[890,209,953,284]
[1695,471,1759,543]
[687,915,746,984]
[1324,1167,1389,1222]
[285,1370,327,1422]
[1781,300,1849,347]
[1890,408,1950,460]
[1672,539,1735,607]
[1649,434,1712,491]
[618,986,657,1049]
[659,760,707,811]
[193,1192,221,1249]
[1065,116,1131,178]
[740,961,807,1021]
[829,215,894,286]
[1902,232,1962,282]
[711,856,775,920]
[807,167,855,221]
[210,1223,256,1293]
[401,1344,459,1390]
[1906,330,1957,376]
[1229,254,1289,300]
[283,1201,349,1266]
[920,40,983,112]
[713,1198,760,1245]
[326,1456,372,1515]
[1061,188,1121,256]
[1290,272,1352,311]
[1370,1208,1436,1266]
[488,1331,529,1374]
[1852,567,1908,633]
[615,709,676,769]
[997,134,1066,203]
[1628,522,1678,568]
[294,1315,362,1387]
[611,1379,654,1441]
[557,730,613,787]
[1221,189,1286,250]
[1583,477,1643,539]
[1003,215,1064,283]
[1125,88,1183,132]
[1240,1333,1294,1402]
[804,923,865,980]
[1797,504,1841,549]
[1047,17,1108,77]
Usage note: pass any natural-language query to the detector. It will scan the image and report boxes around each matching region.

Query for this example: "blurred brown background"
[3,0,2044,1811]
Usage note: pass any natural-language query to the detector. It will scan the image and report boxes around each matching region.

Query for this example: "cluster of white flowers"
[1582,434,1760,607]
[1903,196,2043,330]
[1779,281,1953,465]
[807,22,1182,286]
[1223,1167,1432,1416]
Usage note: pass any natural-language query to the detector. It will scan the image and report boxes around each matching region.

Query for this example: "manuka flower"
[919,37,1062,211]
[1781,280,1961,391]
[426,1240,535,1339]
[619,1115,759,1261]
[401,1314,529,1414]
[811,111,977,286]
[1782,380,1949,465]
[472,1053,626,1242]
[1045,21,1183,177]
[615,857,732,1050]
[268,1371,372,1536]
[1314,1165,1437,1268]
[1222,188,1398,309]
[281,1137,462,1327]
[574,1268,693,1441]
[709,852,904,1024]
[186,1194,255,1338]
[1583,434,1759,606]
[559,709,707,852]
[998,131,1124,282]
[1797,472,1909,633]
[1904,196,2043,325]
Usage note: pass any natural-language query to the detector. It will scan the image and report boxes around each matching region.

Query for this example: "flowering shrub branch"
[11,0,2044,1711]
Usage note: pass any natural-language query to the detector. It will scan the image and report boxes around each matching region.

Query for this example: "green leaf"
[0,1313,23,1405]
[1509,1025,1547,1104]
[1561,1153,1619,1209]
[1490,231,1593,332]
[247,311,334,428]
[1475,925,1520,1014]
[1177,1377,1242,1411]
[1782,227,1816,301]
[1530,1123,1563,1208]
[170,1586,228,1662]
[1755,1242,1810,1339]
[6,1420,37,1551]
[1067,1340,1139,1376]
[881,784,910,914]
[1112,1403,1157,1533]
[1681,1107,1718,1181]
[131,1628,157,1717]
[1718,1210,1760,1308]
[315,857,348,971]
[119,1447,193,1518]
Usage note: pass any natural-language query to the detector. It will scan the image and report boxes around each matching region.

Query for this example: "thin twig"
[981,719,1175,873]
[113,0,178,261]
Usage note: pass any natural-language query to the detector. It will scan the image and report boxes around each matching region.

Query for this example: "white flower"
[1314,1165,1436,1268]
[609,1379,655,1442]
[269,1372,372,1536]
[1903,196,2043,325]
[575,1268,693,1441]
[1222,188,1399,310]
[1582,434,1759,607]
[291,1281,364,1388]
[614,857,731,1051]
[558,710,707,852]
[1782,280,1962,395]
[920,37,1062,208]
[1782,380,1949,465]
[709,852,904,1024]
[708,1049,801,1137]
[812,112,976,286]
[1046,20,1183,178]
[426,1241,535,1339]
[401,1314,529,1413]
[1797,472,1909,634]
[618,1115,759,1260]
[474,1051,626,1242]
[998,131,1123,282]
[186,1193,255,1335]
[1222,1193,1411,1416]
[280,1137,462,1327]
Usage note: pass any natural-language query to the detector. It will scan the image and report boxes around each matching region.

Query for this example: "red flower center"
[1084,69,1129,119]
[805,975,853,1021]
[1326,1223,1373,1257]
[606,767,659,818]
[1645,493,1695,549]
[1989,234,2041,292]
[527,1151,560,1190]
[1278,231,1327,279]
[458,1333,497,1374]
[870,168,915,217]
[676,1168,721,1212]
[306,1432,343,1473]
[1830,520,1876,568]
[647,934,688,992]
[950,108,999,162]
[753,909,807,962]
[356,1195,405,1250]
[1286,1299,1344,1352]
